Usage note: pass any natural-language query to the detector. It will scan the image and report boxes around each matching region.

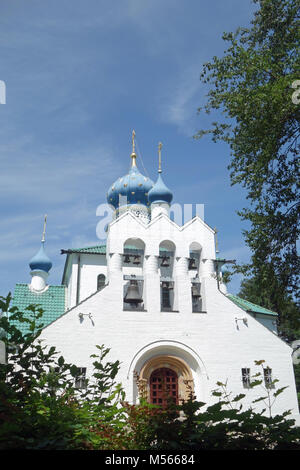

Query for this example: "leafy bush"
[0,294,127,450]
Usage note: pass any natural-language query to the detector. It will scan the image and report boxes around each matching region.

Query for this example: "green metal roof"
[61,244,106,254]
[10,284,66,334]
[61,243,171,255]
[227,294,278,317]
[61,244,107,285]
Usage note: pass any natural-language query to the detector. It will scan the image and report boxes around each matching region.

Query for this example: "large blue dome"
[107,156,154,210]
[148,173,173,205]
[29,242,52,273]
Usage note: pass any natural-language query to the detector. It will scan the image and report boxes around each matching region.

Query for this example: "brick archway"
[136,355,194,403]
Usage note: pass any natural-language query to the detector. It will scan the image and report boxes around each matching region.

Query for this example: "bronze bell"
[124,280,143,305]
[161,281,173,290]
[133,255,141,265]
[188,258,197,270]
[191,284,201,298]
[160,256,170,267]
[123,254,131,263]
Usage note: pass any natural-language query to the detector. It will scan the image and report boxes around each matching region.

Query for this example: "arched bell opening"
[123,238,145,311]
[123,238,145,268]
[159,240,176,311]
[189,242,203,313]
[188,242,202,274]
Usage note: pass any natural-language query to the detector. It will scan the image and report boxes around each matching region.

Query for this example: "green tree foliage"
[195,0,300,334]
[148,386,300,450]
[238,276,300,340]
[293,362,300,405]
[0,294,127,450]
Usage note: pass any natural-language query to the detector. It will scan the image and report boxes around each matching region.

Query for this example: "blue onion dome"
[107,151,154,210]
[29,242,52,273]
[148,172,173,205]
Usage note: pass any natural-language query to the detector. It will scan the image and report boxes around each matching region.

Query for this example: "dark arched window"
[97,274,106,291]
[150,368,178,406]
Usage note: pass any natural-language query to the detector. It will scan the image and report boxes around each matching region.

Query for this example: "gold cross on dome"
[42,214,47,243]
[132,129,136,154]
[158,142,162,173]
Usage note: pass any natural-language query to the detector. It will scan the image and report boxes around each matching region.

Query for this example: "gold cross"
[158,142,162,173]
[42,214,47,243]
[132,129,136,154]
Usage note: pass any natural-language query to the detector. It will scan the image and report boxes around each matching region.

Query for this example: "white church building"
[11,135,299,421]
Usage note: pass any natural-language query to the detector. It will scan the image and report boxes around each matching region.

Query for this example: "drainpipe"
[76,254,81,305]
[215,260,220,291]
[215,259,236,294]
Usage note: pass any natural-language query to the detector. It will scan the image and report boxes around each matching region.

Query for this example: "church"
[11,133,299,421]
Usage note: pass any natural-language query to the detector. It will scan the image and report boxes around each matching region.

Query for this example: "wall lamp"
[78,313,94,325]
[235,317,248,329]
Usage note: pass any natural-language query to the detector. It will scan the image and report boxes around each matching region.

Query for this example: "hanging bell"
[123,254,131,263]
[133,255,141,265]
[160,256,170,267]
[161,281,173,290]
[188,258,197,270]
[124,280,143,305]
[191,284,201,298]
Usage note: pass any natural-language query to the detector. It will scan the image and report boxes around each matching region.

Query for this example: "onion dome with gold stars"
[106,131,154,210]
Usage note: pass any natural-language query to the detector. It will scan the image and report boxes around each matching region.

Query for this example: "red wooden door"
[150,368,178,406]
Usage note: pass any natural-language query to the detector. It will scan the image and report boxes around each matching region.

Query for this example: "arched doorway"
[130,342,207,405]
[136,355,194,404]
[150,367,178,406]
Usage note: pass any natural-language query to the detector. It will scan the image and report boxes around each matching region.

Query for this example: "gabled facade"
[11,136,299,421]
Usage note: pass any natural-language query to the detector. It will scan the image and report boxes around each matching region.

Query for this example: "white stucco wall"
[40,212,300,423]
[64,254,107,308]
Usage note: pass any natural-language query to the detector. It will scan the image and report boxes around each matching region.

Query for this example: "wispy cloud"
[0,138,116,203]
[158,67,203,135]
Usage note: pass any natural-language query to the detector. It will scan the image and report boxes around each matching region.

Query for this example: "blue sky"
[0,0,257,297]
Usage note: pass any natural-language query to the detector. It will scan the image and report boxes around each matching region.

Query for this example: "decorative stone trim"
[135,355,195,403]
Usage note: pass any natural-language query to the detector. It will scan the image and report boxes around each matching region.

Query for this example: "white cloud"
[157,65,205,135]
[0,138,116,204]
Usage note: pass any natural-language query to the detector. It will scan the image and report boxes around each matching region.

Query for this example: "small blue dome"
[148,173,173,205]
[107,159,154,210]
[29,242,52,273]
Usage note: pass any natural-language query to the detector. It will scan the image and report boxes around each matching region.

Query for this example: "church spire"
[130,129,137,168]
[41,214,47,243]
[158,142,162,173]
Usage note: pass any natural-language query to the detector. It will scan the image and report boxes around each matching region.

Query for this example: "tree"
[0,294,127,450]
[195,0,300,335]
[293,362,300,405]
[238,276,300,340]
